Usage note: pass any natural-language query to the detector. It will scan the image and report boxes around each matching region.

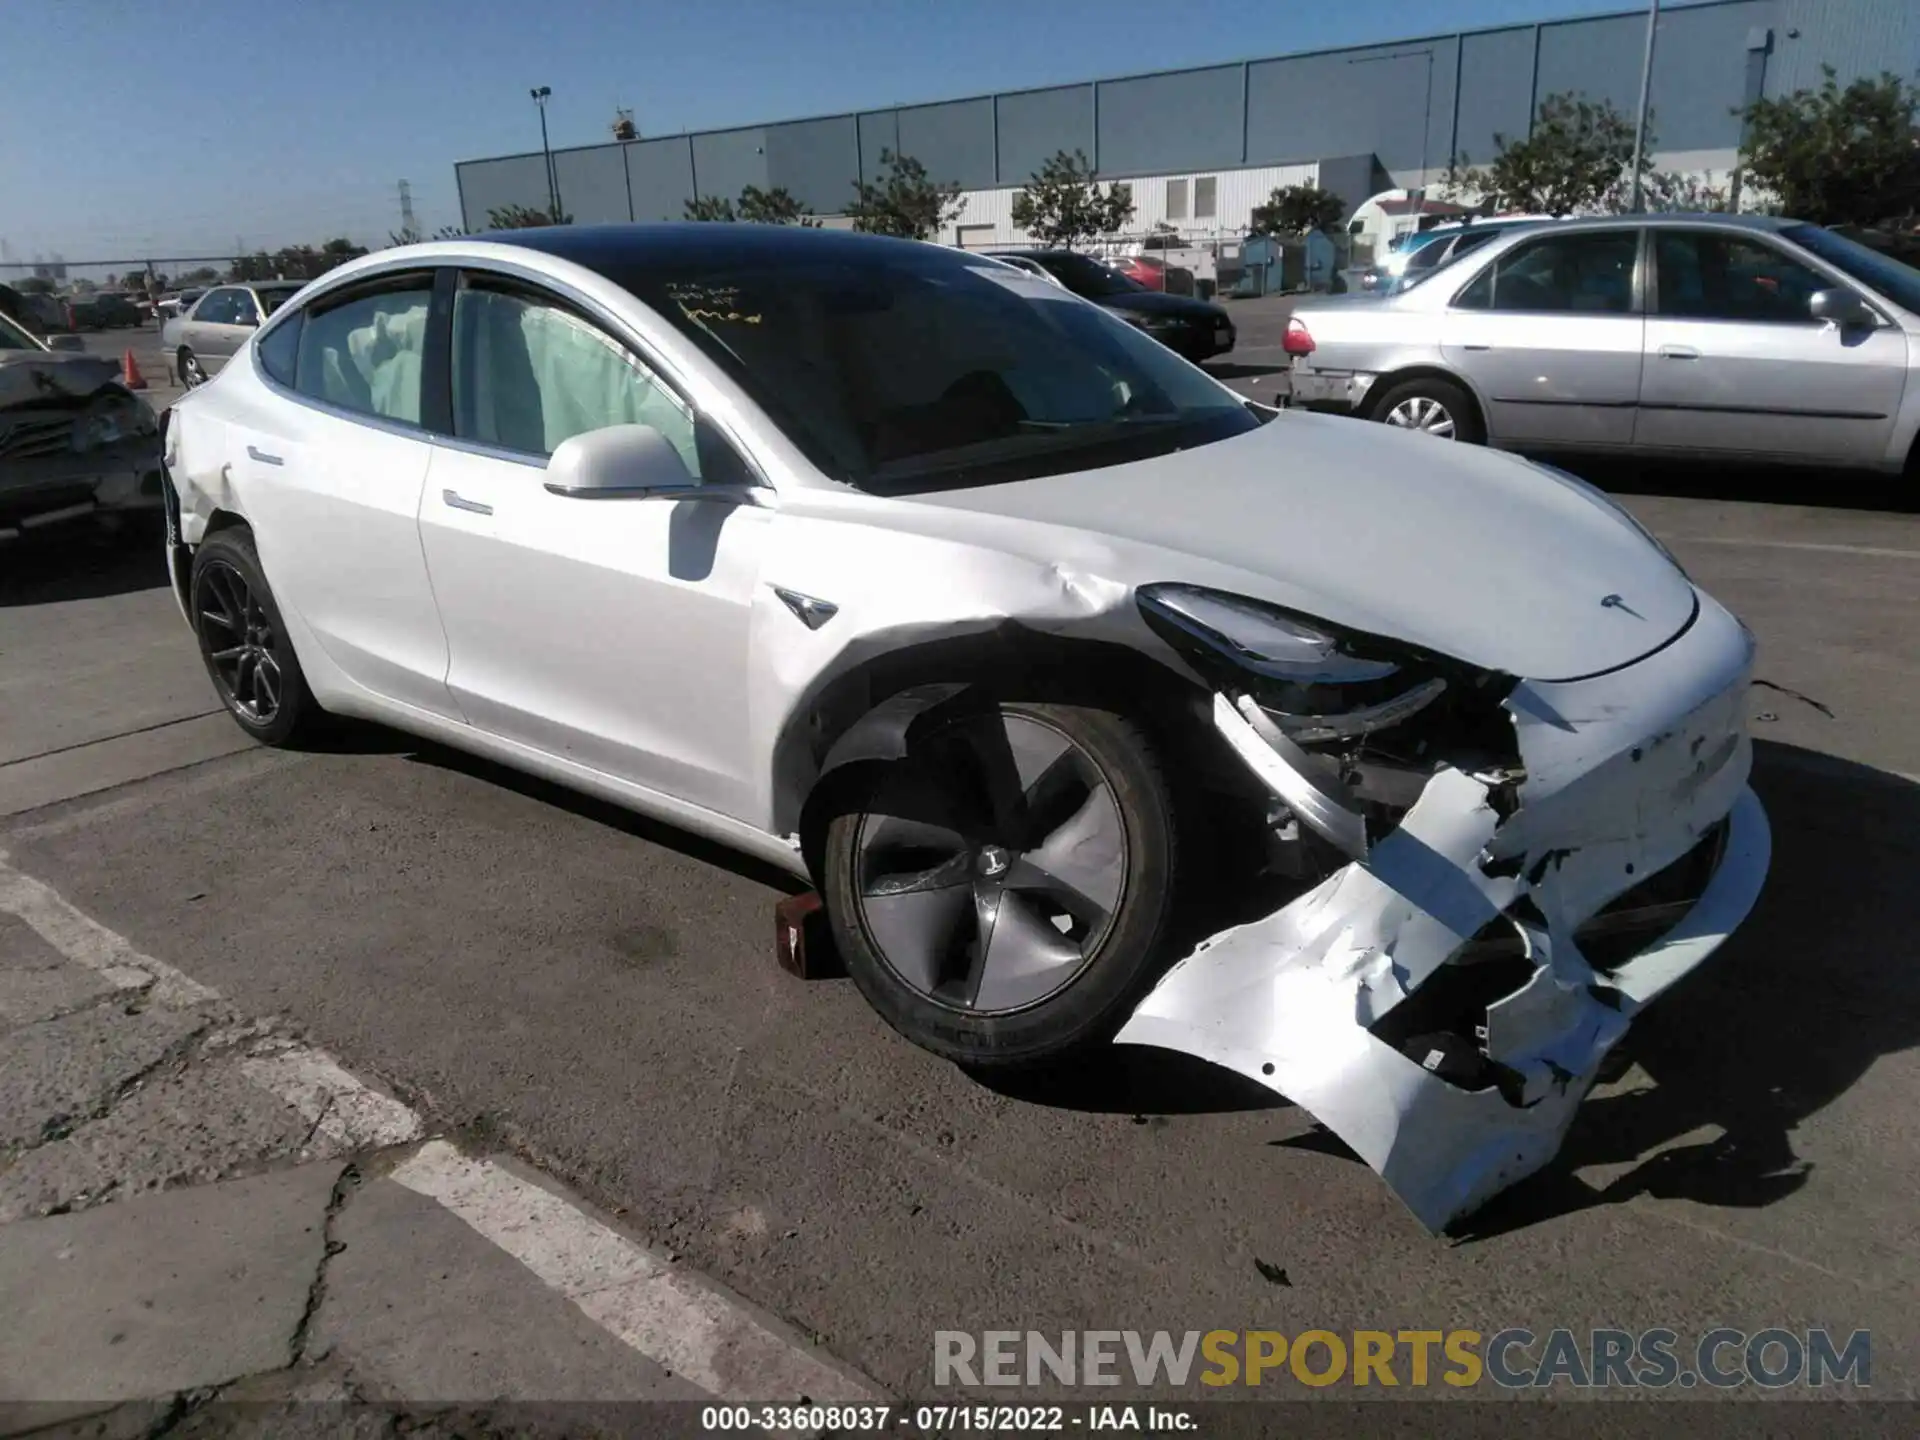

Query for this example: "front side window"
[293,280,432,424]
[1655,231,1828,323]
[231,291,260,326]
[1781,224,1920,314]
[451,282,699,474]
[1460,231,1638,314]
[614,246,1258,494]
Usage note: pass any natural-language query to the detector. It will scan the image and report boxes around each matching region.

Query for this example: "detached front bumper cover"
[1116,595,1769,1232]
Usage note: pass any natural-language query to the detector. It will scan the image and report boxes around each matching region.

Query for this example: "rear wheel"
[189,527,321,747]
[822,699,1179,1069]
[1372,376,1483,444]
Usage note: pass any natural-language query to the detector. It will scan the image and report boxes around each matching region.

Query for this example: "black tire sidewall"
[1372,377,1484,444]
[823,699,1179,1069]
[188,528,314,747]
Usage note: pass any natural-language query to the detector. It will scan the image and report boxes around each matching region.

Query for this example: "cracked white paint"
[1117,597,1771,1232]
[392,1141,882,1403]
[239,1048,424,1152]
[0,853,216,1007]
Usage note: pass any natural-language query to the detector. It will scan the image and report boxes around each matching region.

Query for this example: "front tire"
[178,349,206,387]
[822,699,1179,1069]
[189,527,322,747]
[1371,376,1483,444]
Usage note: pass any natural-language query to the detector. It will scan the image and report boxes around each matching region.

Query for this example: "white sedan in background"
[162,225,1767,1231]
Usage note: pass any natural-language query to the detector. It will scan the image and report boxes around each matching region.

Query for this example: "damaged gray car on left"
[1,309,162,543]
[158,224,1767,1232]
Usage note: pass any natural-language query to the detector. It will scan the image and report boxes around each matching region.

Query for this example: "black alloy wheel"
[824,699,1179,1068]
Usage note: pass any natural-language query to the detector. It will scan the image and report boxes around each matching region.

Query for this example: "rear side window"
[293,279,433,425]
[257,313,302,386]
[1455,231,1638,314]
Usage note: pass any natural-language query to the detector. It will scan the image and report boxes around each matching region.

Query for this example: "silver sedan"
[161,281,305,388]
[1285,213,1920,473]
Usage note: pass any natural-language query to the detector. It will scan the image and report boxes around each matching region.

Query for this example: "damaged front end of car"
[1116,581,1769,1233]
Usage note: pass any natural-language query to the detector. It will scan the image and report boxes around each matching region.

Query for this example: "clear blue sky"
[2,0,1635,264]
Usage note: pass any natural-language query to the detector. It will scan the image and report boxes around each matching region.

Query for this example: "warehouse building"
[453,0,1916,248]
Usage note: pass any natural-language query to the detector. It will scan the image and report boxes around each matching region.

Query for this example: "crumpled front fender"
[1116,595,1770,1232]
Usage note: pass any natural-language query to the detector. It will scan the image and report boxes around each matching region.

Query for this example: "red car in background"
[1106,254,1168,290]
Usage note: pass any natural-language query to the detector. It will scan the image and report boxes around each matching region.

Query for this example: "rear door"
[233,269,460,718]
[1635,227,1908,463]
[1440,227,1645,447]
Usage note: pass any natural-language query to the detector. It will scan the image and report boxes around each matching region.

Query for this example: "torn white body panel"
[1117,595,1769,1232]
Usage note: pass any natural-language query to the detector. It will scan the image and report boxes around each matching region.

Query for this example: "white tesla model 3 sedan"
[162,225,1769,1231]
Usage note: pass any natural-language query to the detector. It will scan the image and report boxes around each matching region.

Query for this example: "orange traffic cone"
[122,349,147,390]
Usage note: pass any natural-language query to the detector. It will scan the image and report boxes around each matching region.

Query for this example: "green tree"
[847,148,964,240]
[1249,183,1347,236]
[18,276,54,295]
[487,203,572,229]
[1635,169,1733,213]
[181,267,222,285]
[737,185,821,226]
[1451,92,1639,216]
[1010,149,1134,249]
[1738,67,1920,226]
[683,194,737,221]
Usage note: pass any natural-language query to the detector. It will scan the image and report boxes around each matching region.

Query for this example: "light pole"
[1627,0,1662,212]
[530,85,558,221]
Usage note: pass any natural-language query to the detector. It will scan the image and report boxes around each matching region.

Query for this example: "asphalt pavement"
[2,346,1918,1422]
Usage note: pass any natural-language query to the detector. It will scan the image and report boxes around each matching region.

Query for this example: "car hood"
[0,352,125,411]
[908,411,1696,681]
[1097,290,1227,321]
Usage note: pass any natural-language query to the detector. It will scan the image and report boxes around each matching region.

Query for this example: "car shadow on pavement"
[1456,739,1920,1240]
[1202,359,1291,384]
[399,740,812,896]
[1563,455,1919,515]
[0,522,169,607]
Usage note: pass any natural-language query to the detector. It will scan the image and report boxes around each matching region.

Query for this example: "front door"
[1440,228,1645,448]
[1635,228,1909,463]
[415,272,769,820]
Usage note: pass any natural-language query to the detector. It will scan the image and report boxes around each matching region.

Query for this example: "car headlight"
[1137,583,1459,743]
[1530,461,1688,577]
[73,412,123,451]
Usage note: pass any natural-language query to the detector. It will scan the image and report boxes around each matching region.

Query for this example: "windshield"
[0,312,43,351]
[1782,225,1920,315]
[623,248,1257,494]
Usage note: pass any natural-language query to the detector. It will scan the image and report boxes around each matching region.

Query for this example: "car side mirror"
[45,334,85,352]
[544,423,702,499]
[1809,287,1874,329]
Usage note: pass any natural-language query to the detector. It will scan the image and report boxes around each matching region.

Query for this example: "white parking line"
[0,851,879,1404]
[393,1141,882,1403]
